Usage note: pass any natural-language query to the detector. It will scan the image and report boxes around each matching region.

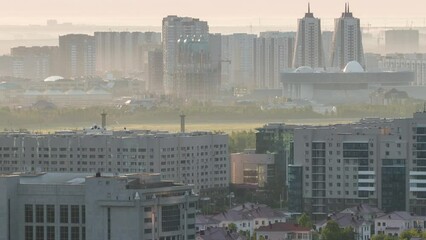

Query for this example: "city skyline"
[2,0,426,26]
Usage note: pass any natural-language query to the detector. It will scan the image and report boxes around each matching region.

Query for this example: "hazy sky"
[3,0,426,26]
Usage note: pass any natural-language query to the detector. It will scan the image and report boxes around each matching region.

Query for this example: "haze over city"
[2,0,426,26]
[3,1,426,240]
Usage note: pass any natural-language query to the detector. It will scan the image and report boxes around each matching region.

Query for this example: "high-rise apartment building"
[322,31,334,68]
[330,4,365,70]
[94,32,161,74]
[385,29,419,54]
[10,46,59,80]
[162,16,209,95]
[175,34,221,100]
[255,32,295,89]
[147,49,164,93]
[0,129,229,194]
[287,111,426,219]
[59,34,96,78]
[221,33,256,89]
[293,4,324,69]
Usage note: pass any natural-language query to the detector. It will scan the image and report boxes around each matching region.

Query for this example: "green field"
[28,118,358,133]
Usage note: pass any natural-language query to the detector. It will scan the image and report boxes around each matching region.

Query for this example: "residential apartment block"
[58,34,96,78]
[0,129,229,194]
[286,111,426,218]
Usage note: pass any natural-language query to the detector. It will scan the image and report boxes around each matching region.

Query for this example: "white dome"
[294,66,314,73]
[343,61,364,73]
[44,76,64,82]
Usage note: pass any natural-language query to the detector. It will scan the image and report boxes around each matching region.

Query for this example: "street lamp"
[227,192,235,209]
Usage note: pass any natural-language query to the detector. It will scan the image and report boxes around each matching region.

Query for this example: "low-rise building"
[0,172,198,240]
[196,227,247,240]
[231,150,275,187]
[196,203,287,236]
[255,222,312,240]
[374,211,426,237]
[316,213,371,240]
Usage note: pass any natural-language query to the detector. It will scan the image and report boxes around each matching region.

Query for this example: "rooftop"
[375,211,420,221]
[197,227,247,240]
[256,223,311,232]
[210,203,286,222]
[18,172,92,185]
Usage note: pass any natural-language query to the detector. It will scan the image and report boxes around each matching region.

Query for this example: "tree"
[321,221,342,240]
[371,234,397,240]
[297,213,313,229]
[228,223,237,232]
[341,227,355,240]
[399,229,421,240]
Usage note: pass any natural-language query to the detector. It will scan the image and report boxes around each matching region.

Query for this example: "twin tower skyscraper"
[293,3,365,70]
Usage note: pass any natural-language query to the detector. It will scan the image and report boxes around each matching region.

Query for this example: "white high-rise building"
[255,32,295,89]
[94,32,161,74]
[293,4,324,69]
[330,3,365,70]
[162,16,209,95]
[221,33,256,89]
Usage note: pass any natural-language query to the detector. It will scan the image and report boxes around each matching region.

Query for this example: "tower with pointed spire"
[330,3,365,69]
[292,3,325,69]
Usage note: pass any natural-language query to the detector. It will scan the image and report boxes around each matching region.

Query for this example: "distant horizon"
[3,0,426,27]
[1,17,426,33]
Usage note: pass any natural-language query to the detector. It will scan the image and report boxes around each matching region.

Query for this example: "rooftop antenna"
[180,114,186,133]
[308,2,310,14]
[101,110,107,129]
[347,2,350,13]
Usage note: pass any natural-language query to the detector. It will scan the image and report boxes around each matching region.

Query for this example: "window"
[81,227,85,240]
[36,226,44,240]
[71,227,79,240]
[81,206,85,224]
[144,229,152,233]
[25,226,33,240]
[47,205,55,223]
[144,207,152,212]
[25,204,33,223]
[47,226,55,240]
[161,205,180,232]
[60,226,69,240]
[36,205,44,223]
[60,205,68,223]
[71,205,79,224]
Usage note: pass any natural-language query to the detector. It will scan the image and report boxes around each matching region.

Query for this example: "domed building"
[343,61,364,73]
[43,76,64,82]
[294,66,315,73]
[281,61,414,104]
